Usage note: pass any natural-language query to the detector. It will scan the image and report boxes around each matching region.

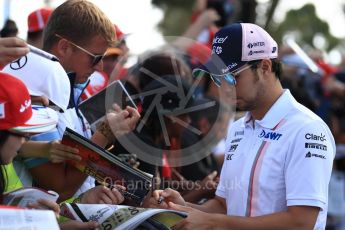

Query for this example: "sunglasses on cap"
[210,65,252,87]
[55,34,105,67]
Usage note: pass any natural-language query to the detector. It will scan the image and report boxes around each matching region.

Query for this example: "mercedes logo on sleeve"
[10,56,28,70]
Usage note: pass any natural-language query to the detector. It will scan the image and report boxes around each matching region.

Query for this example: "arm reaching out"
[18,141,81,163]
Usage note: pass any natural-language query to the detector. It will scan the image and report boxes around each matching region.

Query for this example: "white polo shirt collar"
[241,89,295,129]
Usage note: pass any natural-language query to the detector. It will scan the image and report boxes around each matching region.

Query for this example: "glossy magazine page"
[61,127,153,206]
[60,203,186,230]
[3,187,59,208]
[0,206,59,229]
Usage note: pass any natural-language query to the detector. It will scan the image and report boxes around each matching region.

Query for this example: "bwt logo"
[258,130,283,140]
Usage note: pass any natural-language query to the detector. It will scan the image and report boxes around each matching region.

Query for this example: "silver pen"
[157,196,164,204]
[28,44,59,62]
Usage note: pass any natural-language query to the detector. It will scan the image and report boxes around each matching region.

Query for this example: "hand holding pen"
[0,38,58,68]
[0,37,29,67]
[146,188,186,209]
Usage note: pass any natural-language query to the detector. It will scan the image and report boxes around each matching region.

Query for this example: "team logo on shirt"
[226,153,234,160]
[258,130,282,140]
[229,144,238,152]
[230,138,242,143]
[10,56,28,70]
[305,143,327,151]
[305,133,326,142]
[305,151,326,159]
[235,130,244,137]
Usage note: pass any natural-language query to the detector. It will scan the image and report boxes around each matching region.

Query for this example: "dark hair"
[0,131,10,203]
[248,58,282,80]
[137,53,190,91]
[27,31,44,42]
[0,19,18,37]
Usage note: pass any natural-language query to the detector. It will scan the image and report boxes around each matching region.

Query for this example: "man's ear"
[261,59,272,74]
[56,38,71,58]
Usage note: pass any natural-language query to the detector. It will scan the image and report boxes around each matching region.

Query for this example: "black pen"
[28,44,59,62]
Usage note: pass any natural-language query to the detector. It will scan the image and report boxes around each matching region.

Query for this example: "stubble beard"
[236,71,261,112]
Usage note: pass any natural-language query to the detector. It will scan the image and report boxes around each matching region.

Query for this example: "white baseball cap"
[193,23,278,77]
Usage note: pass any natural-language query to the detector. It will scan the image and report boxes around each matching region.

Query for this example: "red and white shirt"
[216,90,335,230]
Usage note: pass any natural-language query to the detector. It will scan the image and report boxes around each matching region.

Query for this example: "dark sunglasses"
[55,34,105,67]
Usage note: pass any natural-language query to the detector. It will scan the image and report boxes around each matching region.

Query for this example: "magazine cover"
[3,187,59,208]
[61,128,153,206]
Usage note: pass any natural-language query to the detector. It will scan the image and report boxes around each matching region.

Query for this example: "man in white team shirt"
[148,23,335,230]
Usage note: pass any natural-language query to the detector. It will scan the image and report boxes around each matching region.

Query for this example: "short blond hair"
[43,0,116,51]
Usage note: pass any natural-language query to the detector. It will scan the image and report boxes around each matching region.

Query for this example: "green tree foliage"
[152,1,341,52]
[151,0,256,36]
[152,0,195,36]
[272,4,340,51]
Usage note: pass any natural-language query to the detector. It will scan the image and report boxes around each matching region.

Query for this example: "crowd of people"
[0,0,344,229]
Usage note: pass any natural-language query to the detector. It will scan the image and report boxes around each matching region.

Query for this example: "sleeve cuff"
[287,199,326,211]
[215,188,226,198]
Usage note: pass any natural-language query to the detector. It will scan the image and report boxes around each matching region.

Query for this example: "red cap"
[114,24,125,40]
[0,72,58,133]
[27,7,53,33]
